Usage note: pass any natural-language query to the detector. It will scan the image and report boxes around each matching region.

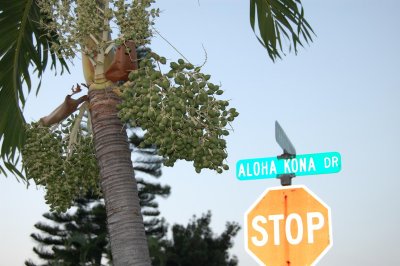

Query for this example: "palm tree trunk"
[89,87,151,266]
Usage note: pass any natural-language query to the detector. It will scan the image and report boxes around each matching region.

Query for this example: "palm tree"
[0,1,314,265]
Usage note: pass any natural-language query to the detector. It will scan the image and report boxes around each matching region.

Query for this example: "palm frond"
[0,0,69,179]
[250,0,315,61]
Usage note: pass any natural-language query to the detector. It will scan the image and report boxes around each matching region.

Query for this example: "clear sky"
[1,0,400,265]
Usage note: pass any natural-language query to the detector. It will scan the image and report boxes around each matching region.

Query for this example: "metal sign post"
[275,121,296,186]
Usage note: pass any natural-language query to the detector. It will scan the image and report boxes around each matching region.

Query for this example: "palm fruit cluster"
[37,0,159,59]
[118,52,239,173]
[21,118,100,212]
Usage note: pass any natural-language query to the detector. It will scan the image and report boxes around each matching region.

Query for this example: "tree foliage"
[250,0,314,61]
[119,53,239,173]
[22,114,101,212]
[26,206,240,266]
[152,211,240,266]
[0,0,313,181]
[25,197,110,266]
[129,129,170,240]
[0,0,69,177]
[25,131,170,265]
[25,132,240,266]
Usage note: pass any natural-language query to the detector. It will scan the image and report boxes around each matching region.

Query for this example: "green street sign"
[236,152,341,181]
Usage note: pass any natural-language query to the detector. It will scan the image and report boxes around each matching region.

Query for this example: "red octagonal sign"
[245,185,332,266]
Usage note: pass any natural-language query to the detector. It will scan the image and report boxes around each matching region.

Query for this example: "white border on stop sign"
[244,185,333,266]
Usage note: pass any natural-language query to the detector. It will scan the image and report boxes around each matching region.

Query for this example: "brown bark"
[88,88,151,266]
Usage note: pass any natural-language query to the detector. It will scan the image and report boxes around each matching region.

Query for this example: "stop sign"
[245,185,332,266]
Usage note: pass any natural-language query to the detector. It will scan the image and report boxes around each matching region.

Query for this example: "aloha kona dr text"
[236,152,341,181]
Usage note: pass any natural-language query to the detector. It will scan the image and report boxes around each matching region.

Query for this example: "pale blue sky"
[1,0,400,265]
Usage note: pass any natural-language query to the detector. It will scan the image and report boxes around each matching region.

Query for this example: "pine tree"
[25,196,109,266]
[129,129,170,241]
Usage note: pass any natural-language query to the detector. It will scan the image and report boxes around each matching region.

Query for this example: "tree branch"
[39,95,88,126]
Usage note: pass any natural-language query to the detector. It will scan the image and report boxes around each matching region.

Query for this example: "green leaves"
[0,0,69,178]
[250,0,315,61]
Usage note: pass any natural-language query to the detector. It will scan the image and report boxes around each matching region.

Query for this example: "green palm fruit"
[170,62,179,69]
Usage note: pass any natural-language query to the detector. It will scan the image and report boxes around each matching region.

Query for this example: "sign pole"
[275,121,296,186]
